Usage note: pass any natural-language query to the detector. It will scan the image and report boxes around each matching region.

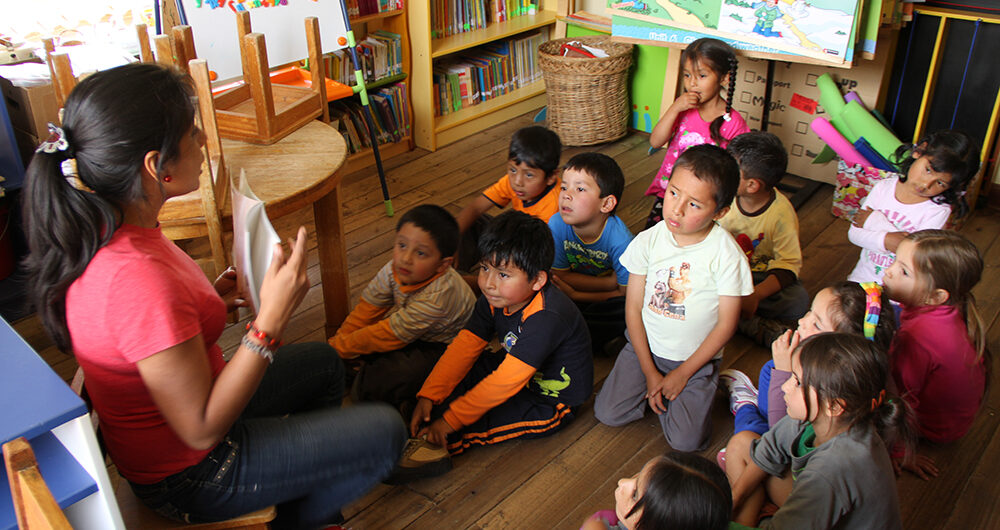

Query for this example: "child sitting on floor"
[398,210,593,482]
[329,205,475,415]
[582,452,741,530]
[719,281,896,440]
[549,152,633,355]
[726,333,912,529]
[594,144,753,452]
[718,131,810,345]
[882,229,987,478]
[455,125,563,271]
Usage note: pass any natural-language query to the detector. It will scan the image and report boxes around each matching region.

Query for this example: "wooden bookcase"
[339,4,415,175]
[408,0,569,151]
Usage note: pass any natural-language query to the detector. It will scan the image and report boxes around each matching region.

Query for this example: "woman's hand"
[771,329,800,372]
[213,266,249,313]
[255,226,310,340]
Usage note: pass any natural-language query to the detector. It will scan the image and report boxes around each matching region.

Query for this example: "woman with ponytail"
[645,37,749,228]
[23,63,405,529]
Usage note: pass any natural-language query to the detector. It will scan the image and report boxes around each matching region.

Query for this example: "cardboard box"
[12,126,39,171]
[729,40,895,185]
[1,76,59,139]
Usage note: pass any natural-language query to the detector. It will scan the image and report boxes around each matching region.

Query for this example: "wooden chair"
[44,27,231,280]
[3,437,73,530]
[70,368,276,529]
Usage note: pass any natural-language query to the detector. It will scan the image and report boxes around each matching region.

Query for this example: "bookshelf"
[339,3,415,175]
[408,1,569,151]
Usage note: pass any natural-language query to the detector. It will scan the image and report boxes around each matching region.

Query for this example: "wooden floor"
[13,112,1000,529]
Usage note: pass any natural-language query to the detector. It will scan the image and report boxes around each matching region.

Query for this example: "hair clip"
[870,389,886,412]
[859,281,882,341]
[723,112,732,122]
[36,123,71,154]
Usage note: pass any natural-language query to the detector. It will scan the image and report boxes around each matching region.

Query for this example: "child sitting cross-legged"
[455,125,562,272]
[549,152,633,355]
[725,333,913,529]
[594,144,753,452]
[394,210,594,483]
[719,131,810,346]
[329,205,476,416]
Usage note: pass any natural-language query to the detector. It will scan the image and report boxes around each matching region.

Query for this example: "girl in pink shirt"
[646,38,750,228]
[883,229,987,477]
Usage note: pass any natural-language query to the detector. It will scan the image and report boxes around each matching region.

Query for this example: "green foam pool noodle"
[830,115,858,144]
[817,74,847,117]
[841,101,903,161]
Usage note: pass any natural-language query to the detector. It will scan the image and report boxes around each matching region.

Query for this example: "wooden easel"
[205,11,329,145]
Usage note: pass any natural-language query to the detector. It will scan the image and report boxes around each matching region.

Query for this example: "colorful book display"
[431,0,540,38]
[345,0,404,18]
[323,30,403,86]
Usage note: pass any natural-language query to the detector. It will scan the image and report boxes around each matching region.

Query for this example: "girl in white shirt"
[847,129,979,284]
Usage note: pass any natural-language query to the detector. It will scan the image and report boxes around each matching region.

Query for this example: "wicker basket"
[539,36,634,146]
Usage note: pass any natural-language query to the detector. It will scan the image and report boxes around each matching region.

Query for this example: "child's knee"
[726,430,761,462]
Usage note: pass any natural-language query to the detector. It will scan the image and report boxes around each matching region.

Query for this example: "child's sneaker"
[382,437,452,485]
[719,369,758,415]
[716,448,727,472]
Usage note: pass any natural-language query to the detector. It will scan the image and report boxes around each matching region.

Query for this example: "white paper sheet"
[231,169,280,313]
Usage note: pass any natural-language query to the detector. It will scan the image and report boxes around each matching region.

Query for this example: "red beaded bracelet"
[245,321,281,348]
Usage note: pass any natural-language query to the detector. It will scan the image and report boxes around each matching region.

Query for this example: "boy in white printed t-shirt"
[594,144,753,451]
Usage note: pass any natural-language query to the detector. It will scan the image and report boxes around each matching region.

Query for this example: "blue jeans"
[129,342,407,529]
[734,360,774,436]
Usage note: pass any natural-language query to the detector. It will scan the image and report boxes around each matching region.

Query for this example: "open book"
[230,169,280,313]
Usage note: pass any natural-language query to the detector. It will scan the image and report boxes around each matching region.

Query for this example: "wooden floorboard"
[10,114,1000,529]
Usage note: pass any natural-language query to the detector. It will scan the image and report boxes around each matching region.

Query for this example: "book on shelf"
[432,27,547,117]
[322,30,403,87]
[330,82,410,155]
[346,0,403,18]
[430,0,541,38]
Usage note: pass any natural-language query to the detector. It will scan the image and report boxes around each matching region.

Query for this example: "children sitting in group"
[400,210,593,481]
[549,152,633,355]
[725,333,912,529]
[455,125,563,271]
[582,452,738,530]
[719,281,897,449]
[718,132,810,345]
[594,144,753,452]
[882,229,987,476]
[848,129,979,284]
[329,205,476,416]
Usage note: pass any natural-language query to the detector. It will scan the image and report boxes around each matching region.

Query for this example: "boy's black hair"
[508,126,562,177]
[477,210,554,281]
[563,152,625,214]
[396,204,460,258]
[892,129,980,218]
[671,144,740,212]
[726,131,787,189]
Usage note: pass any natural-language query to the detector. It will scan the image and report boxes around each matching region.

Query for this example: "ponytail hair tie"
[723,112,732,122]
[859,281,882,341]
[871,389,886,412]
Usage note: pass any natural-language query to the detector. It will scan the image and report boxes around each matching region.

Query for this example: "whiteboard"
[181,0,349,82]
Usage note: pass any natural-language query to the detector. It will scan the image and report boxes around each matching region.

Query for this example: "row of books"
[323,30,403,86]
[431,0,541,39]
[432,28,547,116]
[345,0,403,18]
[331,82,411,154]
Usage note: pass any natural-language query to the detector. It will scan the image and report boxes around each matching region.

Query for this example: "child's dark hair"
[892,129,980,217]
[826,281,897,353]
[905,230,987,363]
[477,210,553,282]
[672,144,740,212]
[681,38,738,146]
[727,131,787,189]
[397,204,459,258]
[797,333,915,452]
[509,125,562,177]
[626,452,731,530]
[23,63,196,352]
[563,152,625,213]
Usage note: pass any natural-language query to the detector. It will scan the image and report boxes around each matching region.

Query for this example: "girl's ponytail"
[872,389,916,456]
[709,54,738,147]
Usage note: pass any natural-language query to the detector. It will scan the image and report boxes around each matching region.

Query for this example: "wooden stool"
[114,485,274,530]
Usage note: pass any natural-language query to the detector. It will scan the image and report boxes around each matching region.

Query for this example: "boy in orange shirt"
[455,126,562,271]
